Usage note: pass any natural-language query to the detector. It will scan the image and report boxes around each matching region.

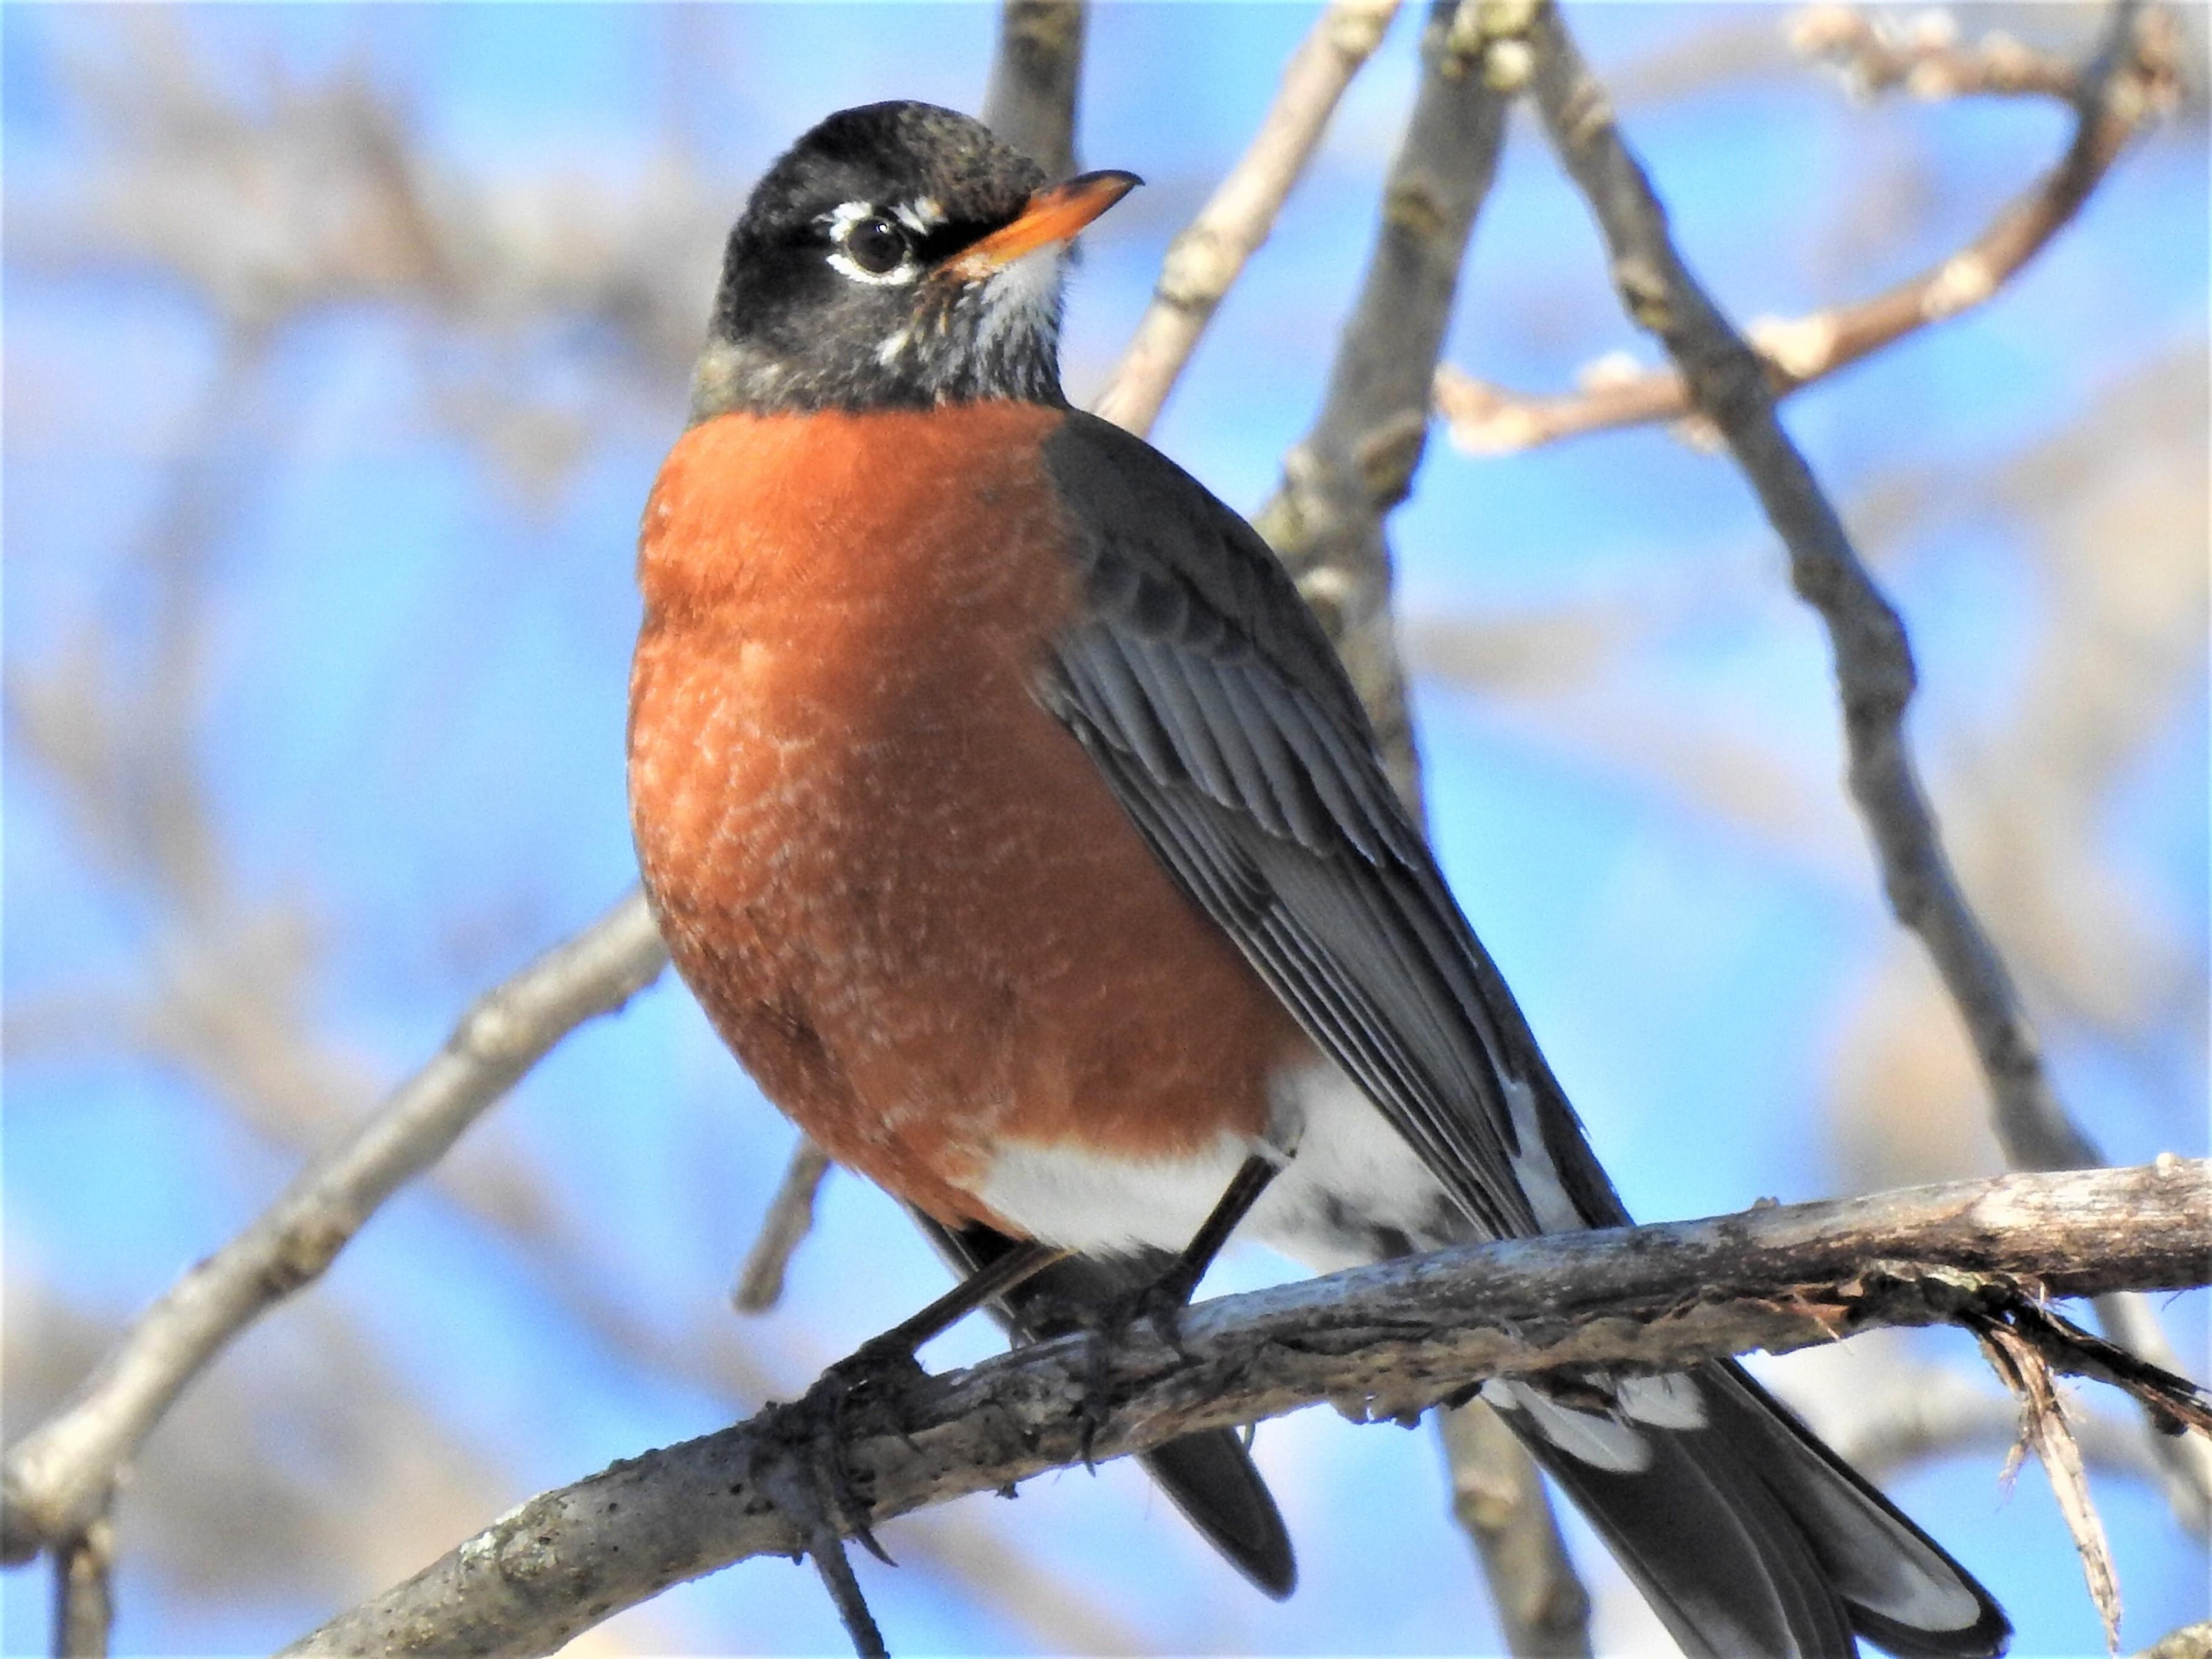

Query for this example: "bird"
[627,99,2011,1659]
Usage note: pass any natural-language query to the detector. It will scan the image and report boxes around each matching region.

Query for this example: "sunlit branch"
[1091,0,1403,435]
[283,1161,2210,1658]
[0,892,668,1564]
[1436,4,2180,455]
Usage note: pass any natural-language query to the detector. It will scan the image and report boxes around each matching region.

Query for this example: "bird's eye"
[843,216,908,276]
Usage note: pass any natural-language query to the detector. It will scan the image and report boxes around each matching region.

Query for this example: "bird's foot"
[751,1333,928,1658]
[1074,1262,1203,1465]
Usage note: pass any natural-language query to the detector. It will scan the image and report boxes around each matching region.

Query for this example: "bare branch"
[1518,0,2091,1193]
[1439,1403,1593,1659]
[1090,0,1403,435]
[0,891,668,1563]
[1791,6,2095,103]
[732,1139,835,1314]
[980,0,1088,180]
[1437,3,2182,455]
[2140,1620,2212,1659]
[1512,1,2212,1533]
[283,1160,2210,1658]
[2093,1288,2212,1530]
[50,1515,114,1659]
[1252,0,1515,809]
[1801,1360,2184,1503]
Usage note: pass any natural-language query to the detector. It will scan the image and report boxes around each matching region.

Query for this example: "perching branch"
[1091,0,1403,435]
[1435,3,2180,454]
[283,1160,2211,1658]
[0,890,668,1564]
[1515,0,2211,1528]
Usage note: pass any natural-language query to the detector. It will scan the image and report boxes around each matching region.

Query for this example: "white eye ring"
[822,201,919,287]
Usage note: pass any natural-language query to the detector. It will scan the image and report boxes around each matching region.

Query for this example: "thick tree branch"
[1436,4,2181,454]
[1091,0,1402,435]
[283,1161,2210,1658]
[0,891,668,1564]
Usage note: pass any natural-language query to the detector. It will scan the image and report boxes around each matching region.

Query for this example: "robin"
[628,100,2010,1658]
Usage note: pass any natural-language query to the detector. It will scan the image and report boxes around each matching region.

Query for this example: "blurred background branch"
[1437,3,2182,453]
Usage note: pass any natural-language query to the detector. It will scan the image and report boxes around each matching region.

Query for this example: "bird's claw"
[749,1332,932,1656]
[1075,1264,1201,1465]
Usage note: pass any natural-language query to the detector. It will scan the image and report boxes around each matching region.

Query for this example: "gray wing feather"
[1037,411,1634,1238]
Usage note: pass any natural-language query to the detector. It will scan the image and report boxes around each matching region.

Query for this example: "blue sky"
[4,5,2206,1655]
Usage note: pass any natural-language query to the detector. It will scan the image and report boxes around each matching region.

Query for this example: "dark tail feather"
[1136,1423,1298,1600]
[906,1211,1297,1600]
[1500,1360,2009,1659]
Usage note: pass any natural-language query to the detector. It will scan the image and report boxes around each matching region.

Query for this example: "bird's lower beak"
[946,169,1141,279]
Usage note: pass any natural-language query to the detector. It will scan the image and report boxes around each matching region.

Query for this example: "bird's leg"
[1150,1152,1282,1314]
[1078,1154,1282,1464]
[870,1236,1070,1358]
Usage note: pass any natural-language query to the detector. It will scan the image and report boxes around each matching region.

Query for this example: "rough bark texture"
[283,1160,2210,1658]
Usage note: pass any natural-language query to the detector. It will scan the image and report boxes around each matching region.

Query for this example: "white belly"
[974,1057,1468,1272]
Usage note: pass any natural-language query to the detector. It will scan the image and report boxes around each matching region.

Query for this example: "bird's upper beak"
[945,169,1141,280]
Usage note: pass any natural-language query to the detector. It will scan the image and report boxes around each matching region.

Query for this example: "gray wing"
[1037,411,1625,1242]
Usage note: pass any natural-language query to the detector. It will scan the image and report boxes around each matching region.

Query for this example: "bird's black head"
[693,102,1138,420]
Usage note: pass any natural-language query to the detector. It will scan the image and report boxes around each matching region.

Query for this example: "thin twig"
[50,1515,114,1659]
[1979,1319,2124,1651]
[1436,4,2180,454]
[281,1160,2211,1658]
[1518,0,2088,1230]
[2091,1286,2212,1531]
[980,0,1087,180]
[1805,1361,2182,1503]
[0,891,668,1564]
[733,1139,835,1313]
[1090,0,1403,435]
[1791,5,2096,103]
[1515,0,2212,1535]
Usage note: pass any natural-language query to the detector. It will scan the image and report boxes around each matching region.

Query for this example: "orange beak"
[946,169,1141,280]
